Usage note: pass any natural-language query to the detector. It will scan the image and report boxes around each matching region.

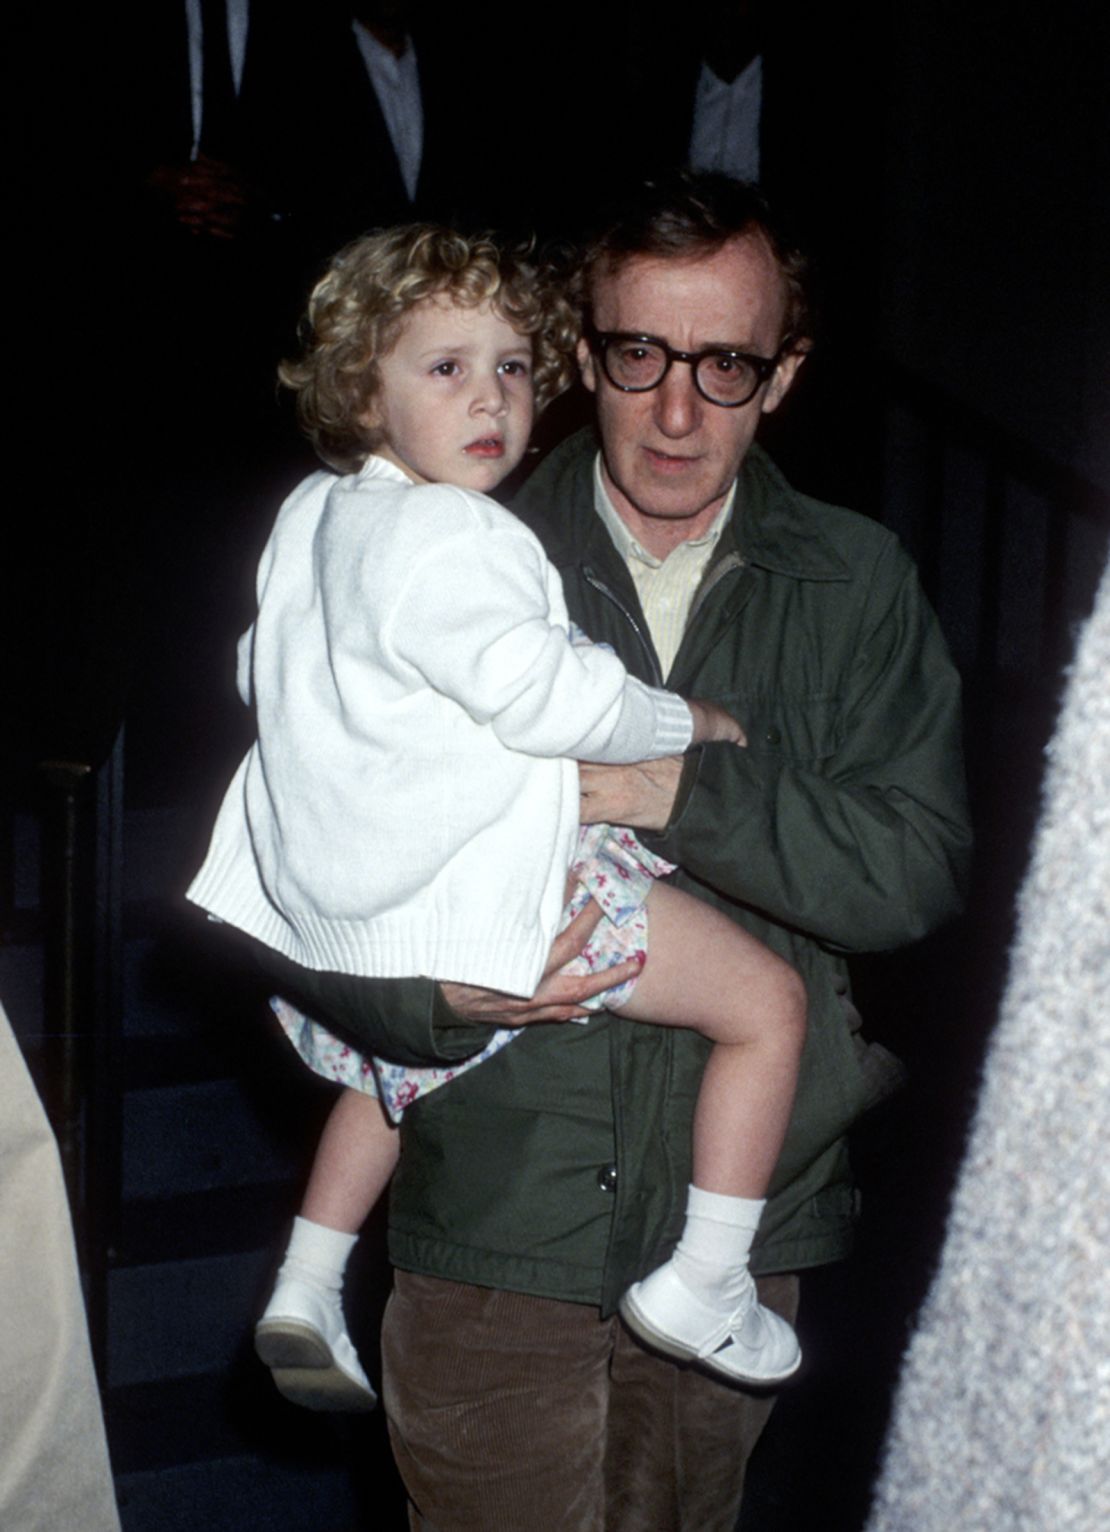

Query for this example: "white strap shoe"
[620,1262,801,1387]
[255,1274,377,1412]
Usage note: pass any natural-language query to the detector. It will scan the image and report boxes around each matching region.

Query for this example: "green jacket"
[342,431,971,1315]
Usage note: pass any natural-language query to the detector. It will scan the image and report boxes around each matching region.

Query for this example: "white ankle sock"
[668,1185,765,1310]
[280,1215,358,1294]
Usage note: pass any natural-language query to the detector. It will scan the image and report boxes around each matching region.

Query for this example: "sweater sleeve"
[380,502,692,763]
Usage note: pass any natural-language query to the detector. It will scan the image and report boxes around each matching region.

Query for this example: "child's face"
[366,297,535,493]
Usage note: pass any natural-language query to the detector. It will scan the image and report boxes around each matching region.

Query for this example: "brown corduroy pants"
[382,1269,799,1532]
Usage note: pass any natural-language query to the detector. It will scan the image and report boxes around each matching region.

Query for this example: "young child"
[187,225,806,1414]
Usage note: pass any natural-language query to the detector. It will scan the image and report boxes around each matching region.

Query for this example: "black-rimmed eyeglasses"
[585,322,791,408]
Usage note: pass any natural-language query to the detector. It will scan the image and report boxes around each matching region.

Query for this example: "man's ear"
[761,341,811,416]
[577,336,598,394]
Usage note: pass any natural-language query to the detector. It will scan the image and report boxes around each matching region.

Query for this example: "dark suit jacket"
[284,13,497,268]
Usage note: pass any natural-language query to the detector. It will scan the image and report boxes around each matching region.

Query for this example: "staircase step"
[116,1455,366,1532]
[0,942,44,1038]
[107,1248,272,1388]
[108,1350,406,1530]
[121,1078,305,1201]
[107,1359,380,1469]
[116,1184,299,1267]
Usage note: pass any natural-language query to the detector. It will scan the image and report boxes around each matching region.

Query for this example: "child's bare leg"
[257,1087,394,1412]
[302,1084,400,1232]
[614,881,806,1198]
[613,881,806,1387]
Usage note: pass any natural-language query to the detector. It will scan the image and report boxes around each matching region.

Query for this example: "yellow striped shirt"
[592,455,736,679]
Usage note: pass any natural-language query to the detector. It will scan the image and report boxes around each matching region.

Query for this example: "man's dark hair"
[579,171,813,349]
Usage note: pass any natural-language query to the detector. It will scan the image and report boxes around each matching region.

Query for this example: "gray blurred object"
[866,558,1110,1531]
[0,1001,122,1532]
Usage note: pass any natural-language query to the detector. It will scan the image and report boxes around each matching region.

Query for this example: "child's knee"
[771,962,808,1055]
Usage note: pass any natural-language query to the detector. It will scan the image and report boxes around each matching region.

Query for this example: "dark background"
[3,2,1107,1527]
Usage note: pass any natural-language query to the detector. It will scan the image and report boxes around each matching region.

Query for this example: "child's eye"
[500,359,531,378]
[431,360,461,377]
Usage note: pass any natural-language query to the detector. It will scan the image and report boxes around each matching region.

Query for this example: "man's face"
[578,236,804,537]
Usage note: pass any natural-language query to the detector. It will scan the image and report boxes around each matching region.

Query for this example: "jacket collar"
[732,444,851,583]
[515,428,852,586]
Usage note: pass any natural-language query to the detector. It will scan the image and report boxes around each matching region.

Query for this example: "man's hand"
[148,155,252,240]
[438,895,642,1025]
[578,756,686,832]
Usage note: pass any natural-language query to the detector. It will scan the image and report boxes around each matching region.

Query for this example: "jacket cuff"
[430,985,501,1061]
[251,939,499,1068]
[640,747,701,853]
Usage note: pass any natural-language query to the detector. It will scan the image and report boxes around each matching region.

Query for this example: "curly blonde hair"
[280,225,580,472]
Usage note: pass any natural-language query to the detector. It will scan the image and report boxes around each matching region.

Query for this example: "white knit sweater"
[188,456,693,995]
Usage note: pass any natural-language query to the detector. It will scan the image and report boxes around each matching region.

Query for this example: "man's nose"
[653,361,701,437]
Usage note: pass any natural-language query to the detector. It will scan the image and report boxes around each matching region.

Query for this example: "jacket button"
[596,1164,618,1193]
[764,725,782,745]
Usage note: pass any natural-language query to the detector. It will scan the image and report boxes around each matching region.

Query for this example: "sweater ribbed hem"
[188,854,554,997]
[649,688,695,754]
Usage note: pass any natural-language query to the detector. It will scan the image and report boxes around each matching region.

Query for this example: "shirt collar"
[352,20,416,81]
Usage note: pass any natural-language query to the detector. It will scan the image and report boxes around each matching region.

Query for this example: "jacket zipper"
[581,553,747,691]
[580,565,664,687]
[582,559,699,1311]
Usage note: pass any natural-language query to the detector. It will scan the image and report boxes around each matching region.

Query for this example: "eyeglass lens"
[603,339,764,406]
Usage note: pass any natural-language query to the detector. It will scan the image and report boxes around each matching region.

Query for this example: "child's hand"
[687,699,747,747]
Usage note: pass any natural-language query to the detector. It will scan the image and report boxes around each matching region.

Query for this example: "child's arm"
[378,496,695,765]
[567,622,745,749]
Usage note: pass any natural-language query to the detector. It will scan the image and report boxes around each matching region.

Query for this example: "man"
[338,174,971,1529]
